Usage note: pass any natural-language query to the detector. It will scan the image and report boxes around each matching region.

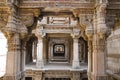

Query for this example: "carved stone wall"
[107,24,120,74]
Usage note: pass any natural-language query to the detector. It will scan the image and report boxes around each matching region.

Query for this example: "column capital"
[3,4,18,36]
[32,27,46,40]
[71,28,80,39]
[85,23,94,41]
[96,1,108,39]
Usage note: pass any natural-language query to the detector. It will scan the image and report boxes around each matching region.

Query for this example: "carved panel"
[44,70,72,78]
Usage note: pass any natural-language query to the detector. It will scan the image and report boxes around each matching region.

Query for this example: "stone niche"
[48,38,71,63]
[46,34,72,63]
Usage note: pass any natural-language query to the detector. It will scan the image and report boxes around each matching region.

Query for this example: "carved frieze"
[44,70,72,78]
[25,70,43,79]
[20,1,95,8]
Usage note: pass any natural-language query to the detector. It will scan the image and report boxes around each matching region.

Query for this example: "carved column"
[33,27,46,68]
[3,4,22,80]
[87,41,92,80]
[71,29,80,69]
[92,1,108,80]
[4,33,21,80]
[92,34,108,80]
[36,37,44,68]
[21,40,27,80]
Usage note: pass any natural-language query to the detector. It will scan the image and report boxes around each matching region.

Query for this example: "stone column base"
[34,76,42,80]
[4,76,16,80]
[36,60,44,68]
[92,75,109,80]
[72,71,80,80]
[87,72,92,80]
[72,60,80,69]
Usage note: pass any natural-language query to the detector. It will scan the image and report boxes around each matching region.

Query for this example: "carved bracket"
[20,14,34,27]
[71,28,80,39]
[32,26,46,39]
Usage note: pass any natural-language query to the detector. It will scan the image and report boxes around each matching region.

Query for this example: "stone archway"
[0,31,7,77]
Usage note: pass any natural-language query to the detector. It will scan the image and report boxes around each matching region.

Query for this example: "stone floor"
[25,62,88,71]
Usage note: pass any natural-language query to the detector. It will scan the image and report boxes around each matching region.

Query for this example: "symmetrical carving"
[0,0,119,80]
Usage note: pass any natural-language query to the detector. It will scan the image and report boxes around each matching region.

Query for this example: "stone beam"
[19,1,95,8]
[40,12,73,17]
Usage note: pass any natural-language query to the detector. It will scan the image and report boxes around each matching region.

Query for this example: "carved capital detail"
[95,2,108,39]
[71,28,80,39]
[78,14,94,40]
[32,26,46,39]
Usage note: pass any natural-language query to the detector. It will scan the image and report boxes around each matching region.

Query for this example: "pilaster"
[90,0,109,80]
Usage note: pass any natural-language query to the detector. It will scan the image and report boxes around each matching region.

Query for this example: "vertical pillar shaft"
[72,38,80,69]
[36,38,44,68]
[4,33,21,80]
[92,34,108,80]
[21,41,26,80]
[88,41,92,80]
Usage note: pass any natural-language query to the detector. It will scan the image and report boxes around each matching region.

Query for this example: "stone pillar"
[36,37,44,68]
[33,27,46,68]
[92,1,108,80]
[32,42,37,61]
[4,33,21,80]
[71,29,80,69]
[72,37,80,69]
[87,41,92,80]
[92,34,108,80]
[21,40,27,80]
